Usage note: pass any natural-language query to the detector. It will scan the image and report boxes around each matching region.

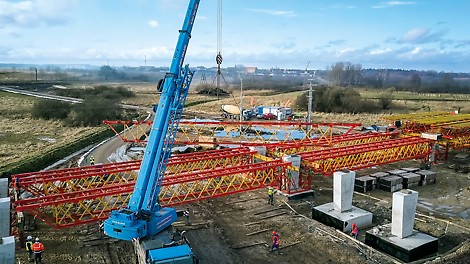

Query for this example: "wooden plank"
[232,241,266,249]
[254,208,280,215]
[244,221,262,226]
[258,212,287,220]
[246,228,270,236]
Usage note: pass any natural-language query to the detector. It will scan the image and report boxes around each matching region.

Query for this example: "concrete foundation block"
[365,224,438,262]
[312,202,373,232]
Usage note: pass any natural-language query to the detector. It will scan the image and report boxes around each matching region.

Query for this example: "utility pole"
[307,79,314,124]
[239,75,243,123]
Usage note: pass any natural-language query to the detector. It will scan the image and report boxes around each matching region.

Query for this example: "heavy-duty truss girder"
[103,120,361,145]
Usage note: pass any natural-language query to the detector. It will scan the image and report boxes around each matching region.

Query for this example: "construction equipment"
[103,0,200,263]
[221,104,252,120]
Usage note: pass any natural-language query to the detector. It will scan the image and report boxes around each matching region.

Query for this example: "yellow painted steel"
[48,161,289,226]
[302,140,430,174]
[275,133,396,156]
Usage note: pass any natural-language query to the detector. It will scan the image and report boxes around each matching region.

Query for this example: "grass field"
[1,82,469,169]
[0,91,103,168]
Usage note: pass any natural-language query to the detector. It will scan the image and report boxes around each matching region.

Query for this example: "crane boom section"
[104,0,200,241]
[128,0,199,213]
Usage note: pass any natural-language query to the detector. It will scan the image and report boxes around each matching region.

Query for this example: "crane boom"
[104,0,200,241]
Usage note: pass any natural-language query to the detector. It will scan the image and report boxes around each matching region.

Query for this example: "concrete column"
[392,189,418,238]
[0,236,15,264]
[333,171,355,212]
[282,155,301,191]
[248,146,266,156]
[0,178,8,198]
[0,197,10,237]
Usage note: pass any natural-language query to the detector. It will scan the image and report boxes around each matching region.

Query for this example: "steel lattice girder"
[270,132,399,156]
[299,137,431,174]
[13,159,290,228]
[13,147,256,198]
[448,135,470,150]
[12,148,286,227]
[103,120,361,145]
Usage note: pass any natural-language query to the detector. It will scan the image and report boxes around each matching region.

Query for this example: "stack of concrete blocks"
[365,190,438,262]
[415,170,437,186]
[369,172,389,188]
[378,175,403,192]
[400,173,421,189]
[0,178,14,264]
[354,175,377,193]
[312,171,373,232]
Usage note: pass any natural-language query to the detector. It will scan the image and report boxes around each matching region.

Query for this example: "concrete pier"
[0,178,8,198]
[0,197,10,238]
[0,236,15,264]
[312,171,372,232]
[366,189,438,262]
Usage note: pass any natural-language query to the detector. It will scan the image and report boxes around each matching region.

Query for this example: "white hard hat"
[27,236,32,240]
[35,237,40,242]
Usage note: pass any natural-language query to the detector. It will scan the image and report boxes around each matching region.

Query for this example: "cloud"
[398,28,448,44]
[149,20,159,28]
[369,47,393,55]
[247,9,297,17]
[372,1,416,9]
[0,0,77,28]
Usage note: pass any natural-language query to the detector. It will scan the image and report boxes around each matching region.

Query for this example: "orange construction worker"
[351,223,359,239]
[25,235,33,261]
[271,230,281,254]
[32,237,44,264]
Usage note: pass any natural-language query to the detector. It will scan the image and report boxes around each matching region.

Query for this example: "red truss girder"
[13,159,291,228]
[272,132,399,152]
[103,120,361,145]
[299,136,431,174]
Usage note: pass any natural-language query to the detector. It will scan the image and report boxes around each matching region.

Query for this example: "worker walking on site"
[271,230,281,254]
[90,155,95,165]
[25,235,33,262]
[183,207,191,225]
[351,223,359,239]
[32,237,44,264]
[268,187,274,205]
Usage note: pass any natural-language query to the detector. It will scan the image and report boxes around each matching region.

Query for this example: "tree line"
[32,85,136,126]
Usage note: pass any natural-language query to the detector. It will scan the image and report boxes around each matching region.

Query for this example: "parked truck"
[221,104,252,120]
[255,106,292,120]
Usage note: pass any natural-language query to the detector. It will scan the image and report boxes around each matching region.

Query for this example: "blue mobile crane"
[104,0,200,263]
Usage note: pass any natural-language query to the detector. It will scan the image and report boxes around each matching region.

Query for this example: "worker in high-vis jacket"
[90,155,95,165]
[267,187,274,205]
[32,237,45,264]
[25,235,33,261]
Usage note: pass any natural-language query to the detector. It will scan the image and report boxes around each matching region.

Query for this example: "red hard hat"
[272,231,277,235]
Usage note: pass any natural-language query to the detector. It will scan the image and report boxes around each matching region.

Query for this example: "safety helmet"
[27,236,32,240]
[272,230,277,235]
[352,223,356,227]
[35,238,40,242]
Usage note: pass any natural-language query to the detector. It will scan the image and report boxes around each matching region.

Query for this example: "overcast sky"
[1,0,469,72]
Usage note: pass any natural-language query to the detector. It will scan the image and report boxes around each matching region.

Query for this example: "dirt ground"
[15,152,470,264]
